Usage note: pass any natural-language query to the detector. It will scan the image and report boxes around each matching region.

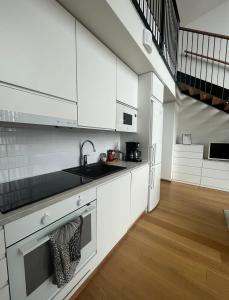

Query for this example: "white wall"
[0,126,120,183]
[161,102,178,180]
[177,0,226,26]
[186,1,229,36]
[176,96,229,157]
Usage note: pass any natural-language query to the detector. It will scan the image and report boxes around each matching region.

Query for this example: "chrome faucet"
[80,140,96,167]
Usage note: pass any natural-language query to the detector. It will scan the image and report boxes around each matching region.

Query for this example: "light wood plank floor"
[74,181,229,300]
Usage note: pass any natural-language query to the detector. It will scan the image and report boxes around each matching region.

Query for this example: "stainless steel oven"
[7,200,96,300]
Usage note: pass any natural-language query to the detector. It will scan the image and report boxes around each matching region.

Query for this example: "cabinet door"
[130,165,149,225]
[76,21,116,129]
[151,73,164,103]
[151,99,164,165]
[117,58,138,108]
[0,0,76,101]
[97,173,131,262]
[148,164,161,211]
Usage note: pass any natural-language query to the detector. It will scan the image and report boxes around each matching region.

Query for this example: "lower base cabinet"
[97,173,131,263]
[130,165,149,225]
[0,286,10,300]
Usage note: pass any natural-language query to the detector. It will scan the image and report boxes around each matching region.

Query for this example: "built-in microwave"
[116,102,137,132]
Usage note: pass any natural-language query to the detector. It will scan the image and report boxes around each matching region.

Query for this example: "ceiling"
[176,0,226,25]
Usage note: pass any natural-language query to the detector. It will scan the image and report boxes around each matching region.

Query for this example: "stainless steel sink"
[63,163,126,179]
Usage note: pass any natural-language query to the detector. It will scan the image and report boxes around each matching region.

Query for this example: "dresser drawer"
[0,258,8,289]
[0,229,5,258]
[173,165,202,176]
[202,168,229,181]
[173,172,201,185]
[174,151,203,159]
[201,177,229,192]
[173,157,203,167]
[174,144,204,153]
[203,160,229,171]
[0,285,10,300]
[4,187,96,247]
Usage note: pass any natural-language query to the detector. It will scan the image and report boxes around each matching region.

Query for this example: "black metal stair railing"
[177,27,229,102]
[131,0,180,78]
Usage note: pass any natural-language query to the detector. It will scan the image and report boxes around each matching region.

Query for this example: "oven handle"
[19,236,50,256]
[18,205,96,256]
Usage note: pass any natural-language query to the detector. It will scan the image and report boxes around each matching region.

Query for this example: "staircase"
[177,71,229,113]
[177,27,229,113]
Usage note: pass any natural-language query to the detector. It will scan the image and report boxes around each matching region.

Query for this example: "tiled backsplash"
[0,126,120,183]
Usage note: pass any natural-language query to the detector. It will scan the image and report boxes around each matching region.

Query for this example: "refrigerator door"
[150,99,164,166]
[148,164,161,212]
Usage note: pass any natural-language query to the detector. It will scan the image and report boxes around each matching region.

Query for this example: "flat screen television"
[208,143,229,160]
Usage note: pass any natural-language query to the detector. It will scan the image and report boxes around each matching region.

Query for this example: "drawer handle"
[41,213,51,226]
[76,196,82,207]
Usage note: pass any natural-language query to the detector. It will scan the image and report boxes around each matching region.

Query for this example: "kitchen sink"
[63,163,126,179]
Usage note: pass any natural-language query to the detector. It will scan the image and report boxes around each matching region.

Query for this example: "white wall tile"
[0,126,120,183]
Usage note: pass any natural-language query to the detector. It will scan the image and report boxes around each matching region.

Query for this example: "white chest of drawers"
[172,144,204,186]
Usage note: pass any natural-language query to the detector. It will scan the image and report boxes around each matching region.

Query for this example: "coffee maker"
[125,142,142,162]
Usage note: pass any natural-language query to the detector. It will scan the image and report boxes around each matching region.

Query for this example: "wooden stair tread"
[224,103,229,111]
[200,91,212,101]
[212,96,225,106]
[178,82,229,114]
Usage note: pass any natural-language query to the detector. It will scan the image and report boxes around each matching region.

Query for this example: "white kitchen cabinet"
[151,73,164,103]
[0,85,78,127]
[97,173,131,262]
[0,229,5,259]
[0,0,76,101]
[0,285,10,300]
[76,21,116,129]
[130,165,149,225]
[117,58,138,108]
[0,258,8,289]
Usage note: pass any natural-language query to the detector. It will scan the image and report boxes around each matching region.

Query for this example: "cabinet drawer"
[174,144,204,153]
[202,168,229,181]
[0,229,5,258]
[173,157,203,167]
[201,177,229,192]
[4,188,96,247]
[173,172,201,185]
[174,151,203,159]
[0,285,10,300]
[202,160,229,171]
[173,165,202,176]
[0,258,8,289]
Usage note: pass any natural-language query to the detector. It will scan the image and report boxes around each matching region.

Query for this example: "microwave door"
[123,112,133,126]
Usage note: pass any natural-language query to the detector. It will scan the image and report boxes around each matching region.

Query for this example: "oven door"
[7,201,96,300]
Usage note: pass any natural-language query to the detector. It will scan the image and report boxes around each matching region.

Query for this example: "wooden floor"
[74,181,229,300]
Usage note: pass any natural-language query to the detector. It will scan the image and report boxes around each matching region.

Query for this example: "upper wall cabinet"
[151,73,164,103]
[76,21,116,130]
[117,58,138,108]
[0,0,76,101]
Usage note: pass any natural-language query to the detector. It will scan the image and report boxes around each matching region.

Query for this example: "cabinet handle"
[76,196,82,207]
[41,213,50,226]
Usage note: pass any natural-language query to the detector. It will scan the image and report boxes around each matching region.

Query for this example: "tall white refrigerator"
[122,72,164,212]
[148,98,164,211]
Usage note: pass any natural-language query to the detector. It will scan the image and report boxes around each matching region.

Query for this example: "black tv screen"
[209,143,229,160]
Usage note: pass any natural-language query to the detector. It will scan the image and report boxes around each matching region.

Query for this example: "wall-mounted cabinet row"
[0,0,138,132]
